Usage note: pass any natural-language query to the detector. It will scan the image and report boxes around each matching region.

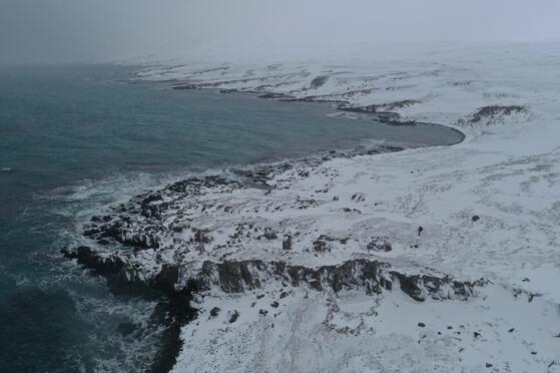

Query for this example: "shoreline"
[65,43,560,372]
[61,82,467,372]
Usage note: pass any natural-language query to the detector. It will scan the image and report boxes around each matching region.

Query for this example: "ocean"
[0,64,463,372]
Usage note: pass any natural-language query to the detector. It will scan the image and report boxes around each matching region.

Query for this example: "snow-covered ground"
[113,42,560,372]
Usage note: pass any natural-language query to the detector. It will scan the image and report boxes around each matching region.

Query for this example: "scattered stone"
[474,332,481,338]
[228,310,239,323]
[418,322,426,328]
[271,301,279,308]
[366,236,392,252]
[193,228,211,244]
[210,307,220,317]
[508,328,515,333]
[257,294,265,299]
[263,228,278,240]
[282,235,292,251]
[279,291,289,299]
[351,193,365,202]
[472,215,480,222]
[259,309,268,316]
[312,235,348,253]
[313,238,329,252]
[417,226,424,236]
[486,363,493,368]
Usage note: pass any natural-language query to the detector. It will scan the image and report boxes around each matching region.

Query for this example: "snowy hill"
[82,42,560,372]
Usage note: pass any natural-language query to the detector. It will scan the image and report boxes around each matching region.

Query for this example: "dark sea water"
[0,64,463,372]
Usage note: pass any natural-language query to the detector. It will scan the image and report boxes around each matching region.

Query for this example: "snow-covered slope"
[94,42,560,372]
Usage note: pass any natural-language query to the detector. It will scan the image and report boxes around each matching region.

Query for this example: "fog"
[1,0,560,65]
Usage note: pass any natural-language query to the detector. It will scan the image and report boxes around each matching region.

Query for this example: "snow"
[117,42,560,372]
[175,285,559,373]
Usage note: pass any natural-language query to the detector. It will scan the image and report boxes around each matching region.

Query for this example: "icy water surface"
[0,64,463,372]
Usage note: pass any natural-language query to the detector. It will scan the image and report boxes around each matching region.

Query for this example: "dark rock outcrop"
[228,310,240,323]
[309,75,329,89]
[366,237,392,252]
[61,246,124,275]
[469,105,527,124]
[190,259,481,301]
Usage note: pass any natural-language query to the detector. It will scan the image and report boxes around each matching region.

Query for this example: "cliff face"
[63,242,481,304]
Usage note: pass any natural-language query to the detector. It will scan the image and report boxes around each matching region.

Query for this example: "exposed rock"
[282,235,292,251]
[310,75,329,89]
[258,92,294,100]
[338,100,419,115]
[213,260,264,293]
[228,310,239,323]
[351,193,365,202]
[148,282,198,373]
[263,228,278,240]
[312,235,348,253]
[193,229,211,244]
[391,272,480,302]
[377,99,420,111]
[366,236,392,252]
[153,264,181,295]
[378,117,417,126]
[190,259,481,301]
[61,246,124,275]
[209,307,220,317]
[470,105,527,124]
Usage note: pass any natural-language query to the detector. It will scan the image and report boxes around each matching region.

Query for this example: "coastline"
[62,85,466,372]
[68,42,560,372]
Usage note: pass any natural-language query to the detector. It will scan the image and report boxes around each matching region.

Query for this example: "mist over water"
[1,0,560,65]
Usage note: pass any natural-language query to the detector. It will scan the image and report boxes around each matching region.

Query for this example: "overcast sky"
[1,0,560,65]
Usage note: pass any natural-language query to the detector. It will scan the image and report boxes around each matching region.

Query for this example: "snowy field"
[115,42,560,372]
